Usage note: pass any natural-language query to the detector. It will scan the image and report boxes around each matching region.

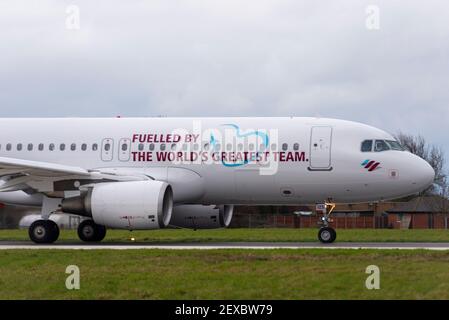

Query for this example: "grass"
[1,228,448,299]
[1,249,449,299]
[0,228,449,243]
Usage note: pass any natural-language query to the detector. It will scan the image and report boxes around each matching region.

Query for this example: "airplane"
[0,117,435,244]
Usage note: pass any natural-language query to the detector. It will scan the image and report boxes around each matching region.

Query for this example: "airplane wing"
[0,156,152,193]
[0,156,92,192]
[0,156,90,177]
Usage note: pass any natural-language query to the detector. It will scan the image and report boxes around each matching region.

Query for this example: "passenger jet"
[0,117,435,243]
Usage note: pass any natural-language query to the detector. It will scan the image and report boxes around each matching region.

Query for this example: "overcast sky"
[0,1,448,158]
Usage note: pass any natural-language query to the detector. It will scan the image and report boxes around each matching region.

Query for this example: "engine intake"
[61,181,173,229]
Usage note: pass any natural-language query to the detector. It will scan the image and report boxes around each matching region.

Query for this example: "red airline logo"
[361,159,381,172]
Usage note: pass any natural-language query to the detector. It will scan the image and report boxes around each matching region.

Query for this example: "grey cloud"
[0,0,448,158]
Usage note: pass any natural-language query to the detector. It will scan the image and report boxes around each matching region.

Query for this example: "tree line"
[395,132,447,197]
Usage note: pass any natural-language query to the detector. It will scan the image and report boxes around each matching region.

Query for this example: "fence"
[231,214,388,229]
[232,213,449,229]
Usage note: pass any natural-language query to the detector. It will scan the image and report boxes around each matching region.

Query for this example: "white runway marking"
[1,242,449,250]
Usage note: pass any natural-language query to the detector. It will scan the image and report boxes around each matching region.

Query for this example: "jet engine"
[61,181,173,229]
[170,204,234,229]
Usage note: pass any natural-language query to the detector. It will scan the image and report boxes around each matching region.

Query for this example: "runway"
[1,241,449,250]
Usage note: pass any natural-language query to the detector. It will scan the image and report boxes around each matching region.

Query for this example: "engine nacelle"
[170,204,234,229]
[61,181,173,230]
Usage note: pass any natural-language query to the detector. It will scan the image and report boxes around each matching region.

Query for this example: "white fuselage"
[0,117,435,206]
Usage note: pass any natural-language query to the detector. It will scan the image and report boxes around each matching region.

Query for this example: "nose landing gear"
[317,202,337,243]
[318,226,337,243]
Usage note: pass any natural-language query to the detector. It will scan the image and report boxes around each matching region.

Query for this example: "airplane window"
[282,143,288,151]
[249,143,255,151]
[293,143,299,151]
[104,143,111,152]
[49,143,55,151]
[17,143,22,151]
[6,144,11,151]
[271,143,277,151]
[361,140,373,152]
[149,143,155,151]
[386,140,404,151]
[214,143,221,151]
[259,144,265,151]
[138,144,144,151]
[238,143,243,151]
[71,143,76,151]
[60,144,66,151]
[226,143,233,151]
[92,144,98,151]
[171,143,177,150]
[121,144,128,151]
[374,140,390,152]
[160,144,166,151]
[38,143,44,151]
[194,143,199,151]
[182,144,188,151]
[27,143,33,151]
[203,143,210,151]
[81,144,87,151]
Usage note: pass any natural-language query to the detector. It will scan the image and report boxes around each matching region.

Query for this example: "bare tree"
[395,132,447,195]
[442,177,449,228]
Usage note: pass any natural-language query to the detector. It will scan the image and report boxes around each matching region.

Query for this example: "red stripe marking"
[365,161,375,169]
[368,162,380,171]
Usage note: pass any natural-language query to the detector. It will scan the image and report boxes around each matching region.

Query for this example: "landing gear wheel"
[29,220,60,244]
[78,220,107,242]
[318,227,336,244]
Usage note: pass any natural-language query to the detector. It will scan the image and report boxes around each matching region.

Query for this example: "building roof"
[386,196,449,213]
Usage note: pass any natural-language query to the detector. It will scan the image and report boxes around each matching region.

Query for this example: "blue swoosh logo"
[210,124,270,167]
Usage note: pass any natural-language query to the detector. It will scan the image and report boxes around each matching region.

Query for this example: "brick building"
[231,196,449,229]
[386,196,449,229]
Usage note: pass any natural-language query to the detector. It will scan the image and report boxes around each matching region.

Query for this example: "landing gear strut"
[77,220,107,242]
[29,220,60,244]
[317,201,337,243]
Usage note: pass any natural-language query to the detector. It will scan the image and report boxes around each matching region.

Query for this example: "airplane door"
[101,138,114,162]
[309,126,332,170]
[118,138,131,162]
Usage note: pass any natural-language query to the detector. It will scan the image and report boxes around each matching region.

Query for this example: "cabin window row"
[0,142,302,153]
[0,143,99,152]
[134,142,301,152]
